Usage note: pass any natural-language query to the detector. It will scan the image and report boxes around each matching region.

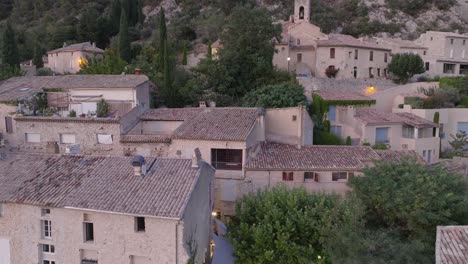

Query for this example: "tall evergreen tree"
[2,21,20,69]
[32,41,44,68]
[182,44,187,65]
[158,7,167,70]
[110,0,121,34]
[207,43,212,61]
[118,6,131,62]
[136,0,145,25]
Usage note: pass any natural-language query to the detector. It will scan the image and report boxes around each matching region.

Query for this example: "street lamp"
[287,56,291,72]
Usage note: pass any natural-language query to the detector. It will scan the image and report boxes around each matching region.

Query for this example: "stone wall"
[0,203,188,264]
[14,118,123,155]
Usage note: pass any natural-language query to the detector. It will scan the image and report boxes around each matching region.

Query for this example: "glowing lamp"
[78,58,83,65]
[365,86,376,95]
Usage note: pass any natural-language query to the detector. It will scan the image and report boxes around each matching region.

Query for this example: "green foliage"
[439,76,468,97]
[96,99,109,117]
[348,159,468,262]
[36,68,54,76]
[241,82,306,108]
[346,136,352,145]
[79,49,127,74]
[68,109,77,117]
[372,141,388,150]
[433,112,440,123]
[32,41,44,68]
[2,21,20,69]
[118,6,131,62]
[418,86,460,109]
[158,8,167,70]
[0,64,23,81]
[386,0,456,15]
[313,129,343,145]
[449,131,468,157]
[207,43,212,61]
[388,53,425,84]
[182,44,187,66]
[228,186,361,264]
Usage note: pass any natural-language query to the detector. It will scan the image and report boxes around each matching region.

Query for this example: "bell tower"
[294,0,310,22]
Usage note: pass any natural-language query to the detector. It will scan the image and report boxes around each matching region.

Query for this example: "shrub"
[68,109,77,117]
[346,136,352,145]
[372,142,388,150]
[96,99,109,117]
[388,53,425,84]
[314,129,343,145]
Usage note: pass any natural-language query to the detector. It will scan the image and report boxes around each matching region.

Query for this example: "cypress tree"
[32,41,44,68]
[207,43,212,61]
[158,7,167,69]
[163,39,173,106]
[118,6,131,62]
[2,21,20,69]
[136,0,145,25]
[182,44,187,65]
[110,0,121,34]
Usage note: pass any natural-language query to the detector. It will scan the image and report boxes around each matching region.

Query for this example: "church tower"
[294,0,310,22]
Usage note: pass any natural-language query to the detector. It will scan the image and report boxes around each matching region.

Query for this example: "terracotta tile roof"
[314,90,375,102]
[140,108,205,121]
[317,34,391,51]
[355,108,438,128]
[172,108,262,141]
[120,134,172,143]
[0,153,214,219]
[15,116,120,124]
[47,42,104,54]
[395,112,439,128]
[245,143,380,171]
[374,150,426,163]
[0,75,150,102]
[436,226,468,264]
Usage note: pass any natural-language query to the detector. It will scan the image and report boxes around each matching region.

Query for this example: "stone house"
[124,106,313,217]
[0,75,152,147]
[273,0,391,79]
[0,151,215,264]
[244,143,381,195]
[44,42,104,74]
[415,31,468,76]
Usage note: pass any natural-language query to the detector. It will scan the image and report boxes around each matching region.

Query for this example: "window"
[97,134,113,144]
[369,51,374,61]
[292,115,297,121]
[42,244,55,253]
[451,38,454,45]
[297,53,302,63]
[43,260,55,264]
[443,63,455,74]
[425,62,430,71]
[369,67,374,78]
[41,208,51,216]
[42,220,52,239]
[450,49,454,58]
[297,39,301,45]
[328,105,336,121]
[423,150,426,158]
[211,149,243,171]
[332,172,348,182]
[81,260,97,264]
[463,39,466,45]
[299,6,305,19]
[384,53,388,63]
[282,172,294,181]
[375,127,389,143]
[135,217,145,232]
[402,125,415,138]
[330,126,342,137]
[377,68,381,77]
[5,116,13,133]
[423,50,427,55]
[26,133,41,143]
[60,134,76,144]
[84,222,94,242]
[330,48,335,59]
[304,172,318,182]
[354,49,358,60]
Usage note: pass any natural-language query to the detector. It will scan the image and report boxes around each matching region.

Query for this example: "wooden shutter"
[5,116,13,133]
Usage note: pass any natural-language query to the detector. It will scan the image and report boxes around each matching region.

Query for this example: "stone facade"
[13,118,123,155]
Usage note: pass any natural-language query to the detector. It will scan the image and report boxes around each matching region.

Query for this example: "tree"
[79,49,127,74]
[158,7,167,70]
[77,7,98,43]
[110,0,121,34]
[162,39,178,107]
[348,159,468,262]
[228,186,362,264]
[2,21,20,69]
[32,40,44,68]
[96,99,109,117]
[388,53,425,84]
[242,82,306,108]
[118,6,131,62]
[182,44,188,65]
[449,131,468,157]
[206,42,212,61]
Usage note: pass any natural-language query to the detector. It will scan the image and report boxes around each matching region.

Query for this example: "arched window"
[299,6,305,19]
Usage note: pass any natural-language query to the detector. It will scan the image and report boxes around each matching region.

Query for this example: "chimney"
[132,155,146,176]
[92,42,96,48]
[192,148,202,168]
[134,68,141,75]
[199,101,207,108]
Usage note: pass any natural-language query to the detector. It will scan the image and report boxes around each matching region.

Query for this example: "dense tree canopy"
[2,21,20,68]
[242,82,307,108]
[388,53,425,84]
[79,49,127,74]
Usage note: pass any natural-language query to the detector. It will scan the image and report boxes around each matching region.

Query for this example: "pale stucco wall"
[315,47,390,79]
[14,120,122,155]
[0,104,17,146]
[45,51,101,74]
[244,170,359,195]
[265,106,313,146]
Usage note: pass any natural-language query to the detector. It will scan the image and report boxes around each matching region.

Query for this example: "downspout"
[297,105,304,149]
[175,221,180,264]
